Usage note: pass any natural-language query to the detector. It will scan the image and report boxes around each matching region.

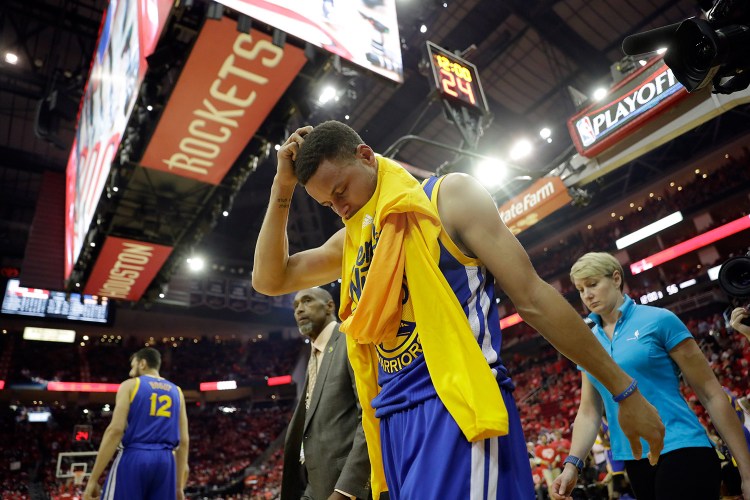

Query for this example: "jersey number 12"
[149,393,172,418]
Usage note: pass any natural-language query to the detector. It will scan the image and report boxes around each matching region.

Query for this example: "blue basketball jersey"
[122,375,181,450]
[371,175,512,418]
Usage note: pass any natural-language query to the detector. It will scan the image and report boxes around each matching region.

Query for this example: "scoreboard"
[1,279,111,324]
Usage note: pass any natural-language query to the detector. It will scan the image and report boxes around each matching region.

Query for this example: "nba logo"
[576,117,597,147]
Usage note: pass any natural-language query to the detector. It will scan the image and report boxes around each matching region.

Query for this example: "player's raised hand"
[276,126,313,188]
[618,391,664,465]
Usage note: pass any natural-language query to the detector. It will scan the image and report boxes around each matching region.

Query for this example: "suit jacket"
[281,325,371,500]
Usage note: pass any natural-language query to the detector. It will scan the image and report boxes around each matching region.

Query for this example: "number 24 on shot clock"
[426,41,489,115]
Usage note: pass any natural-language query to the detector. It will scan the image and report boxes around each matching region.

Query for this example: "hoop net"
[73,469,85,485]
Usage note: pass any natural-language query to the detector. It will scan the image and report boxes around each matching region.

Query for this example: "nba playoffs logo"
[576,117,596,147]
[567,59,688,158]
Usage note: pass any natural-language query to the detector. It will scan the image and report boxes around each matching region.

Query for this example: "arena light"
[509,139,532,161]
[539,127,552,140]
[615,211,684,249]
[500,312,523,329]
[4,52,18,64]
[318,86,337,104]
[187,257,205,272]
[267,375,292,386]
[630,215,750,275]
[47,382,120,392]
[199,380,238,391]
[475,159,506,190]
[593,87,608,101]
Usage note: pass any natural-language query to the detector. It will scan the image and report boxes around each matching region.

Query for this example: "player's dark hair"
[131,347,161,370]
[294,121,364,185]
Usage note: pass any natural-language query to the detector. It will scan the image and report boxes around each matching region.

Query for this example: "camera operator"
[718,252,750,341]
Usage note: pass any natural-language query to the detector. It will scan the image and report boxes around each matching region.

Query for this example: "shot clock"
[426,41,489,115]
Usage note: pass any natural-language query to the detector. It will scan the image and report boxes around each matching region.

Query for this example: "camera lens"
[718,255,750,298]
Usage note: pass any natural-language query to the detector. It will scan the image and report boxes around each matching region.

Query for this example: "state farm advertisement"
[567,57,689,158]
[498,177,571,235]
[140,17,307,184]
[84,237,173,301]
[64,0,172,280]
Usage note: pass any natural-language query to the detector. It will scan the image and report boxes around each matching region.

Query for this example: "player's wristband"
[613,379,638,403]
[563,455,585,474]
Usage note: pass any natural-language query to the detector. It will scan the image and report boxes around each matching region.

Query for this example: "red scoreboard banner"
[568,57,690,158]
[84,237,173,301]
[140,17,307,184]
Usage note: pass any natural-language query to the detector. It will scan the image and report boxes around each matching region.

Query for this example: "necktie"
[305,346,319,410]
[301,346,319,465]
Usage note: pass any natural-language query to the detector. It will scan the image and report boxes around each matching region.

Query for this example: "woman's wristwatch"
[563,455,585,474]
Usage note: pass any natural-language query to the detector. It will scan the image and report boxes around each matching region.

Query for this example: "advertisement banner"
[215,0,403,82]
[84,237,173,301]
[65,0,172,280]
[140,17,307,184]
[498,177,572,235]
[567,57,689,158]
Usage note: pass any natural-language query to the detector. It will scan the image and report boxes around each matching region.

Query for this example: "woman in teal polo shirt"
[550,252,750,500]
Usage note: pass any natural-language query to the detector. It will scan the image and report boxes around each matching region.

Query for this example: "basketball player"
[252,121,664,499]
[83,348,189,500]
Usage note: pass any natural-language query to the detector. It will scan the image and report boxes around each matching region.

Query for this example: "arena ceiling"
[1,0,749,317]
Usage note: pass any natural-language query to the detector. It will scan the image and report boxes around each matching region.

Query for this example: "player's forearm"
[252,178,296,295]
[518,281,632,395]
[89,426,124,482]
[568,405,601,462]
[175,440,189,490]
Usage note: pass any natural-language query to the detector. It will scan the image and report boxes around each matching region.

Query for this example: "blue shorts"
[606,449,626,475]
[101,448,175,500]
[380,386,535,500]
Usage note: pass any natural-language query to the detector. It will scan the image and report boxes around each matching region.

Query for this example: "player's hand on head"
[276,126,314,188]
[617,391,664,465]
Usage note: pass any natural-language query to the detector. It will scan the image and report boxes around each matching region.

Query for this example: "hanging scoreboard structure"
[426,41,489,115]
[425,41,489,148]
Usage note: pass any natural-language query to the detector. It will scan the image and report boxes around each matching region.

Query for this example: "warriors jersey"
[371,175,511,418]
[122,375,181,450]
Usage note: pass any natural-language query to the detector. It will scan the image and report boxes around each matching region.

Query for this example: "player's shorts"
[101,447,175,500]
[606,449,627,475]
[380,386,535,500]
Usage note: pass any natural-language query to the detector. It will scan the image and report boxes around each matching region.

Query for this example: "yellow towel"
[339,156,509,498]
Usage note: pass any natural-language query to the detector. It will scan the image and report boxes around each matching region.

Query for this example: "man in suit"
[282,287,371,500]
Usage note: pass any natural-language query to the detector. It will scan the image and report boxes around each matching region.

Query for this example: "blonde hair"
[570,252,624,292]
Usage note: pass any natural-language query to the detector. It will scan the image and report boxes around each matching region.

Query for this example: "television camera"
[622,0,750,94]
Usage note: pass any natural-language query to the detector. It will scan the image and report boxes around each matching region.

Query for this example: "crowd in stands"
[186,402,292,496]
[5,336,303,391]
[166,338,303,389]
[5,303,748,499]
